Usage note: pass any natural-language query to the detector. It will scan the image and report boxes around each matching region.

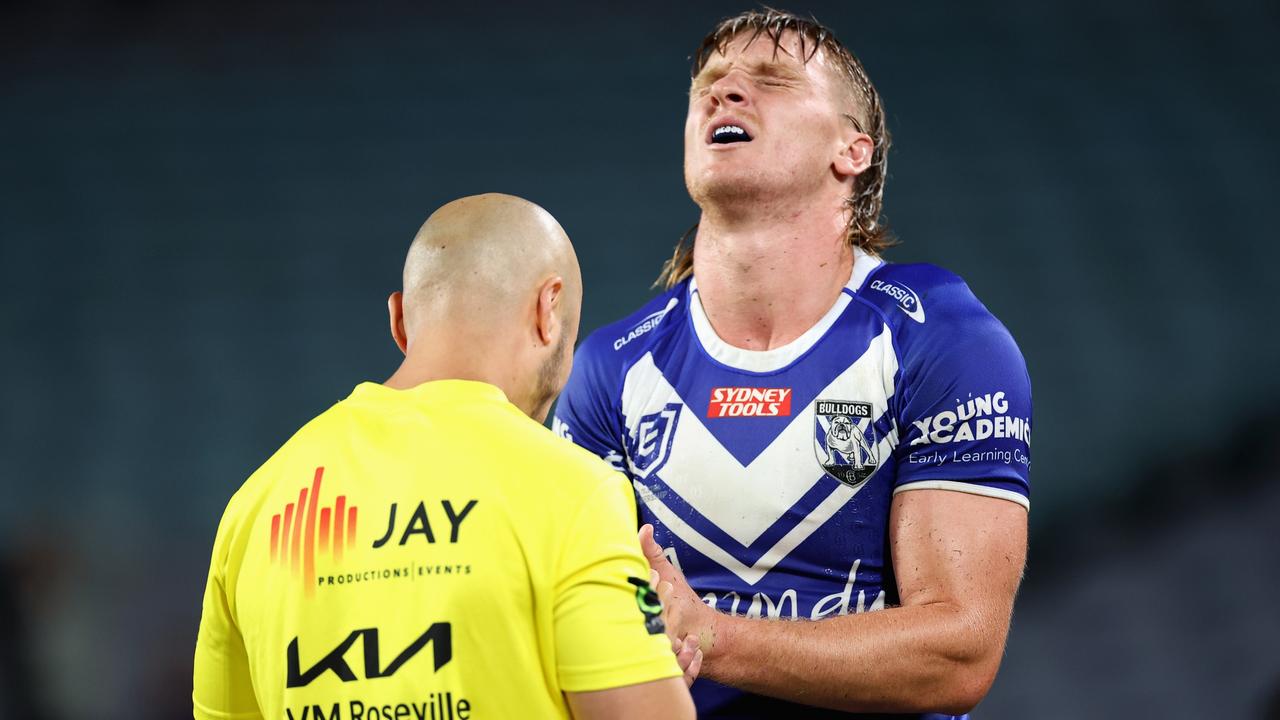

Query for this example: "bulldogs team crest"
[814,399,880,487]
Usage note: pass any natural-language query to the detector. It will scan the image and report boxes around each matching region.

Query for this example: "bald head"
[400,193,579,339]
[386,193,582,422]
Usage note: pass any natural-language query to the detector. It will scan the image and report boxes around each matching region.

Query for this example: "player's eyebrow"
[690,57,805,92]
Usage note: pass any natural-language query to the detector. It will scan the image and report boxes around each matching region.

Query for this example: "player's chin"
[689,170,767,205]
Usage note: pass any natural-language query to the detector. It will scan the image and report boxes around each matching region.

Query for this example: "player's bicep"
[889,489,1026,631]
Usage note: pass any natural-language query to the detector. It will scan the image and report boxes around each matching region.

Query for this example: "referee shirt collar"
[350,379,510,407]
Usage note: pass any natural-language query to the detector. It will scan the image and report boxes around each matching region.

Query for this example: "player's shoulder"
[854,260,983,324]
[856,260,1016,340]
[575,280,689,370]
[857,259,1024,367]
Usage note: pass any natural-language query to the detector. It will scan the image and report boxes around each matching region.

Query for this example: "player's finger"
[657,579,674,604]
[675,634,697,667]
[638,524,664,561]
[674,635,691,660]
[649,568,660,589]
[656,581,680,647]
[686,645,706,681]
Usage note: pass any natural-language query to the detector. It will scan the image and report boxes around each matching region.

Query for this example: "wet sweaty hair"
[657,7,893,289]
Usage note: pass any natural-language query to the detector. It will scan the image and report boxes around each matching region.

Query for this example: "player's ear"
[535,275,564,347]
[834,130,873,179]
[388,291,408,355]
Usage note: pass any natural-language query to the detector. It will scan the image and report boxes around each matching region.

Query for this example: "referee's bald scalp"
[400,193,578,339]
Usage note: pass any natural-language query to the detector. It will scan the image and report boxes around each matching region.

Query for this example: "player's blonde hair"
[657,7,893,289]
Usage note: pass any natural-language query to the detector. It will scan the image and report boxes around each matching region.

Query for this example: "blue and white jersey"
[554,250,1031,719]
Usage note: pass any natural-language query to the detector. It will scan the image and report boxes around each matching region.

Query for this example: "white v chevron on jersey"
[619,327,898,584]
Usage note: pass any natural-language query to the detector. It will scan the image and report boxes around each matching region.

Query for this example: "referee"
[193,194,696,720]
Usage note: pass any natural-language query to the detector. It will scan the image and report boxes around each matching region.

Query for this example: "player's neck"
[692,202,854,352]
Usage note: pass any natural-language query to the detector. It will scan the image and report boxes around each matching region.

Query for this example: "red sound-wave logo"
[269,467,356,595]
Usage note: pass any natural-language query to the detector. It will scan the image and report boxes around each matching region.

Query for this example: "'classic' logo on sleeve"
[869,279,925,323]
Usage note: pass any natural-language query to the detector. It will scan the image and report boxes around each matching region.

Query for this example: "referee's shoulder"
[507,406,618,479]
[218,400,353,513]
[473,405,625,515]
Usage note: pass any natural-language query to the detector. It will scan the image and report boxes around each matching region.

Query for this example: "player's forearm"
[700,601,1003,714]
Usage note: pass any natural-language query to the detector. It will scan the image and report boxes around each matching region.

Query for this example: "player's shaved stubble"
[385,193,582,422]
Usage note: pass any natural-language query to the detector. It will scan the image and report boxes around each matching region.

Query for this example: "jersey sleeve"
[193,513,262,720]
[552,471,681,692]
[890,275,1032,509]
[554,332,627,472]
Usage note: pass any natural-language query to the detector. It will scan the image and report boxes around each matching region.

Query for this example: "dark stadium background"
[2,1,1278,717]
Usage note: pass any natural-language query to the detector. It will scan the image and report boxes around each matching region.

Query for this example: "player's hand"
[640,524,717,660]
[673,633,703,687]
[650,567,704,686]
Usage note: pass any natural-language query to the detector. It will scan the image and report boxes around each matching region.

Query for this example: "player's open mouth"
[709,123,753,144]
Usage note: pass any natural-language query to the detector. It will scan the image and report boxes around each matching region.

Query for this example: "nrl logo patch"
[814,399,880,488]
[627,577,666,635]
[626,403,682,479]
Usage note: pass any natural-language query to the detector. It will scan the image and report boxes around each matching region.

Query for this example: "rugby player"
[554,10,1031,718]
[194,194,697,720]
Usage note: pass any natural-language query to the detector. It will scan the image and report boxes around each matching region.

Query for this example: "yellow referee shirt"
[194,380,679,720]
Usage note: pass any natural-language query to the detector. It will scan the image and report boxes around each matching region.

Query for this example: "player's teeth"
[712,124,751,143]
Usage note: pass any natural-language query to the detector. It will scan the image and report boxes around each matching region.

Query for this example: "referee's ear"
[535,276,566,347]
[388,291,409,355]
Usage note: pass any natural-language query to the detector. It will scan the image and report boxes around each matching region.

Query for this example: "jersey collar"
[687,248,882,374]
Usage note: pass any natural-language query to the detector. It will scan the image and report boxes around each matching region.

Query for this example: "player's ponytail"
[655,223,698,290]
